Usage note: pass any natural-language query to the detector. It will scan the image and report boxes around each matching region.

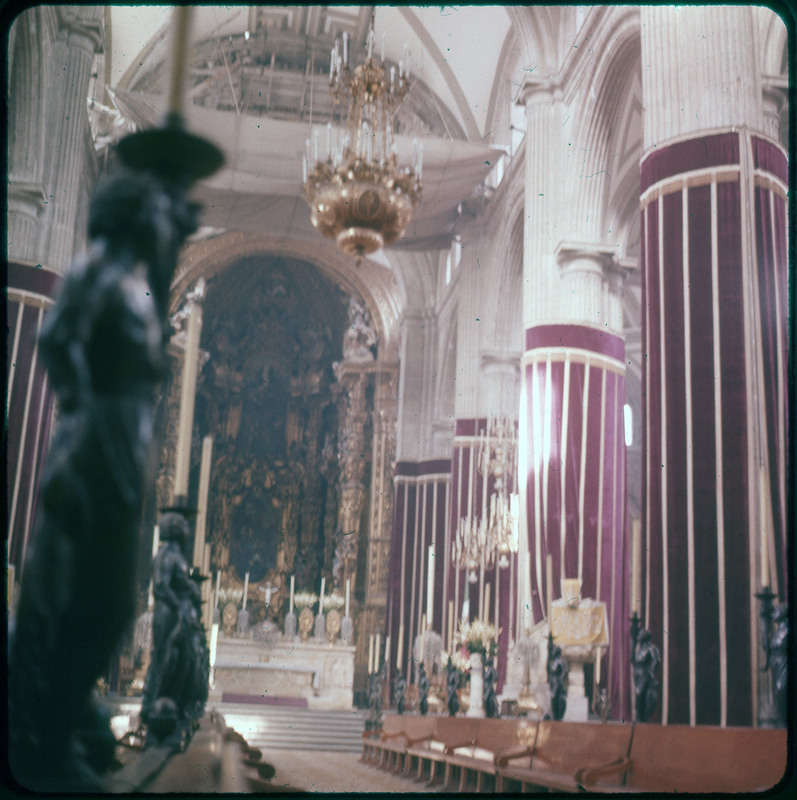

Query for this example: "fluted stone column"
[521,79,630,719]
[640,5,788,727]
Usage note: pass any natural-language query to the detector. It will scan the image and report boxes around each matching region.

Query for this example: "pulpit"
[550,587,608,721]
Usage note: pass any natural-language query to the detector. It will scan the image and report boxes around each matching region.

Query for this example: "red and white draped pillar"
[640,6,788,727]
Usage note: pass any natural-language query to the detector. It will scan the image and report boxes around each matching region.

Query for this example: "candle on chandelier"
[426,545,435,628]
[242,572,249,610]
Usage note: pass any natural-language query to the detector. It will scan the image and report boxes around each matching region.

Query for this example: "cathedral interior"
[5,4,792,791]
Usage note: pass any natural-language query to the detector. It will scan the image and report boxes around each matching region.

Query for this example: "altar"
[209,633,356,710]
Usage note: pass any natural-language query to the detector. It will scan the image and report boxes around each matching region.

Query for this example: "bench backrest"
[531,720,633,785]
[399,715,436,743]
[627,723,788,793]
[474,718,538,759]
[431,716,481,749]
[379,714,407,739]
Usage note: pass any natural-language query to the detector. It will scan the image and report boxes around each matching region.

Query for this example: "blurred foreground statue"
[140,510,210,749]
[633,629,661,723]
[8,121,222,790]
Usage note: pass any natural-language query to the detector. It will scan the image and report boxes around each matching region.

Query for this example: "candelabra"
[303,19,422,258]
[393,668,406,715]
[453,415,519,582]
[418,664,429,715]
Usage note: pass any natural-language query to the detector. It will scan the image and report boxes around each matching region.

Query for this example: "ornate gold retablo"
[326,608,342,643]
[550,600,608,646]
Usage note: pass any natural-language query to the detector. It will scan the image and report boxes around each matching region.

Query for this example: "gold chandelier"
[454,415,519,582]
[302,22,422,257]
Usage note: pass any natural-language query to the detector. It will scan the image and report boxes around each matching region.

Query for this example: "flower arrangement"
[321,591,345,611]
[456,619,498,655]
[217,587,243,608]
[293,591,318,610]
[442,649,471,674]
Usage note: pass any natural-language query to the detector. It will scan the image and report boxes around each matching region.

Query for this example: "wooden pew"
[378,716,436,774]
[403,716,481,786]
[617,723,788,794]
[443,718,537,792]
[495,720,634,792]
[361,715,404,765]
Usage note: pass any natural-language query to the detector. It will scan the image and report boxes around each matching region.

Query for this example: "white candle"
[209,623,219,670]
[462,594,469,623]
[266,586,272,605]
[302,154,307,184]
[426,545,435,628]
[319,576,325,613]
[419,625,425,664]
[448,601,454,651]
[242,572,249,610]
[345,578,350,618]
[329,48,334,80]
[595,651,601,685]
[152,525,160,559]
[326,122,331,159]
[384,636,390,667]
[367,27,373,59]
[203,543,210,577]
[381,32,385,61]
[396,624,404,668]
[290,574,295,616]
[166,6,193,118]
[375,632,381,669]
[546,554,553,622]
[214,570,221,609]
[368,634,374,674]
[484,583,491,623]
[343,32,348,65]
[760,467,771,587]
[632,519,641,614]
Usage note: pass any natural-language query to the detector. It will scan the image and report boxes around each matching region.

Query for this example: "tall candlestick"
[368,634,374,674]
[345,578,350,618]
[242,572,249,610]
[396,624,404,667]
[426,545,435,628]
[760,467,771,587]
[193,435,213,569]
[632,519,642,614]
[546,554,553,622]
[166,6,193,118]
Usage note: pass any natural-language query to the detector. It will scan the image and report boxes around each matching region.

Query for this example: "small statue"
[769,603,788,725]
[547,643,569,721]
[8,168,201,791]
[633,629,661,723]
[393,669,407,715]
[483,654,500,718]
[446,658,461,716]
[418,664,430,715]
[140,510,209,749]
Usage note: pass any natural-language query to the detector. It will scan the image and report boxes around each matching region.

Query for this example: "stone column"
[639,5,788,727]
[172,279,206,503]
[40,7,104,271]
[521,78,630,720]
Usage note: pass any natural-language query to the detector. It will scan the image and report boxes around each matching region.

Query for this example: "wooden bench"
[495,720,634,792]
[361,715,404,765]
[403,716,480,786]
[617,723,788,794]
[378,716,436,774]
[443,718,537,791]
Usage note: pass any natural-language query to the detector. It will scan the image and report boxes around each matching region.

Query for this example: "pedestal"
[466,651,484,717]
[561,650,589,722]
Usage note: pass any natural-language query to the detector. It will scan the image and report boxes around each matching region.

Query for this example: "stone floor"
[262,749,444,793]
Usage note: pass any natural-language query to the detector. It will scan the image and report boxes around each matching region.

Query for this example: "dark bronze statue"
[446,658,461,716]
[769,603,788,725]
[483,654,500,718]
[633,629,661,722]
[418,664,429,715]
[393,668,406,715]
[140,510,210,748]
[547,643,569,721]
[366,666,385,732]
[7,168,201,791]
